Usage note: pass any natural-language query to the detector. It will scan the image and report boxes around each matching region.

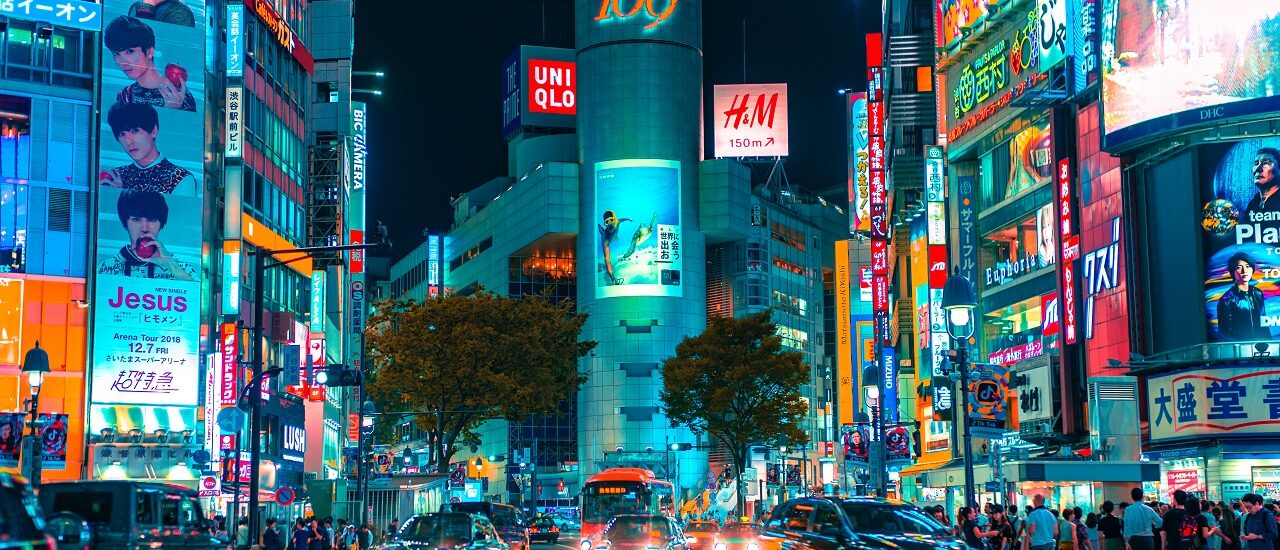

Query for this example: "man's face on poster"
[1232,259,1255,287]
[116,126,158,164]
[1254,151,1278,191]
[126,214,163,247]
[112,46,155,80]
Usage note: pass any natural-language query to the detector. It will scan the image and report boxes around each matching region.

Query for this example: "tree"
[660,310,809,517]
[365,290,596,471]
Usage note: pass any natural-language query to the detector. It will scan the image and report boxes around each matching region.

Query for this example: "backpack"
[1180,514,1201,549]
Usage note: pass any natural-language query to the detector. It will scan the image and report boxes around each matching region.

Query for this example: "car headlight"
[714,543,727,550]
[747,543,760,550]
[686,537,697,543]
[581,541,594,550]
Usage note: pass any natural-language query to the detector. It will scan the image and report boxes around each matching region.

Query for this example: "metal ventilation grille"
[1092,382,1136,401]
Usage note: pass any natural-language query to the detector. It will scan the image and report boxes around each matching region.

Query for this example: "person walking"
[960,506,999,550]
[1085,513,1099,550]
[1026,494,1059,550]
[235,518,251,550]
[1241,494,1277,550]
[291,519,313,550]
[1057,508,1079,550]
[262,519,284,550]
[357,522,374,550]
[1164,490,1193,550]
[1125,488,1163,550]
[1098,501,1124,550]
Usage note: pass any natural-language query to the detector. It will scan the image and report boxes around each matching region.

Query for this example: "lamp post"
[861,363,886,498]
[21,342,50,486]
[941,268,978,510]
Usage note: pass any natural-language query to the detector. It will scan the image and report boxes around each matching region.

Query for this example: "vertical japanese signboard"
[925,146,951,421]
[310,272,325,333]
[1058,158,1079,344]
[427,234,442,298]
[347,103,367,370]
[849,93,869,233]
[226,3,243,77]
[92,0,207,407]
[836,240,854,426]
[225,86,242,158]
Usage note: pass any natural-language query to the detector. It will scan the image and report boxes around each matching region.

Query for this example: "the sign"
[1018,364,1053,423]
[881,347,898,423]
[926,202,946,246]
[528,58,576,115]
[859,266,872,302]
[924,146,945,202]
[1101,1,1280,149]
[1166,469,1205,496]
[1058,159,1074,259]
[938,0,988,49]
[501,50,522,137]
[871,274,888,312]
[946,7,1049,143]
[1041,292,1061,339]
[226,4,243,78]
[713,83,789,158]
[885,425,911,466]
[988,340,1045,367]
[349,230,365,274]
[427,234,442,297]
[1036,0,1067,72]
[225,86,243,158]
[282,424,305,460]
[1146,366,1280,442]
[310,272,326,332]
[93,1,206,406]
[594,160,682,298]
[835,241,854,426]
[309,337,326,368]
[966,362,1010,439]
[1062,259,1078,344]
[1073,0,1100,93]
[220,323,238,406]
[1202,139,1280,342]
[274,486,296,506]
[244,0,313,74]
[956,176,978,285]
[0,0,101,32]
[199,474,221,497]
[849,93,869,233]
[222,240,241,315]
[593,0,678,30]
[349,279,365,344]
[928,245,948,289]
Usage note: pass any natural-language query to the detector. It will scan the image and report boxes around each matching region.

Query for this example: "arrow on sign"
[765,137,775,146]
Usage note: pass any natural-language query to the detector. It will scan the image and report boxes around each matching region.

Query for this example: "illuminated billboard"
[501,46,576,138]
[848,93,869,233]
[1146,365,1280,442]
[594,159,682,299]
[1201,138,1280,342]
[92,2,206,406]
[712,84,789,158]
[1101,1,1280,150]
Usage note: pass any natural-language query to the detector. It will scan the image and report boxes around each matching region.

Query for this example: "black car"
[758,496,964,550]
[384,513,507,550]
[528,517,561,544]
[39,480,222,550]
[595,515,686,550]
[0,473,54,550]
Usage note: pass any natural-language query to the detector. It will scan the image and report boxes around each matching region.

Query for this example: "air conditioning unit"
[1088,377,1140,461]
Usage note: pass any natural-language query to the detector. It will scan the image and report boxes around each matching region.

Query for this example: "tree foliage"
[365,290,596,470]
[660,310,809,513]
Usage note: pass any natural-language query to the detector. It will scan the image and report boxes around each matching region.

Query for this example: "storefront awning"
[899,460,950,477]
[1006,460,1159,483]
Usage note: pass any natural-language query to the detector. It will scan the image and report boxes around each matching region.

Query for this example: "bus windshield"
[582,481,650,524]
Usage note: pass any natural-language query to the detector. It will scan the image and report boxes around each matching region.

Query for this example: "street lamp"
[941,268,978,509]
[861,365,886,498]
[21,342,49,486]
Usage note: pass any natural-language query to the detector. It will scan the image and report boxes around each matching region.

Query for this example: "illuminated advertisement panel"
[1146,365,1280,442]
[713,83,789,158]
[1201,138,1280,342]
[835,241,854,426]
[1077,103,1130,375]
[502,46,576,138]
[938,0,989,49]
[849,93,869,233]
[1101,1,1280,150]
[92,1,206,406]
[0,0,102,32]
[226,4,243,77]
[594,160,682,299]
[945,6,1050,144]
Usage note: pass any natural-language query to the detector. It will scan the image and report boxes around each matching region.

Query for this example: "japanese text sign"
[225,87,242,158]
[220,322,238,407]
[226,4,243,77]
[1146,366,1280,442]
[0,0,101,32]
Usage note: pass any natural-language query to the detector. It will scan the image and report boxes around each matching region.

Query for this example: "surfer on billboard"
[598,210,632,285]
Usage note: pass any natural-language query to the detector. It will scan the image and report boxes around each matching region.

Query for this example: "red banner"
[220,322,238,407]
[871,240,888,275]
[928,245,948,288]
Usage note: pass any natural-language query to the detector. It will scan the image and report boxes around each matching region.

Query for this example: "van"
[38,481,224,550]
[440,502,529,550]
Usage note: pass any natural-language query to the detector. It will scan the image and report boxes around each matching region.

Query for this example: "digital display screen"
[594,160,682,299]
[1101,0,1280,148]
[91,1,206,406]
[1201,138,1280,342]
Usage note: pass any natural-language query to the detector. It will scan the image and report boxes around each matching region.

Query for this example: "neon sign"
[947,8,1048,143]
[246,0,314,74]
[594,0,678,30]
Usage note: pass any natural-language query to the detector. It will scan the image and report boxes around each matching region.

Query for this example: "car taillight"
[552,527,559,533]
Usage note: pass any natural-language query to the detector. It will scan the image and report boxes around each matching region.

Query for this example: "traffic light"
[668,443,692,451]
[327,364,363,387]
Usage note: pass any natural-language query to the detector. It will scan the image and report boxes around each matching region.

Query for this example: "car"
[0,473,55,550]
[757,496,964,550]
[594,515,686,550]
[528,517,561,544]
[681,521,719,550]
[442,501,531,550]
[712,522,758,550]
[382,513,508,550]
[548,515,581,533]
[38,480,222,550]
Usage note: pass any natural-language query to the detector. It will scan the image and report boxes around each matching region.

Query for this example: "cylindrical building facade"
[575,0,708,494]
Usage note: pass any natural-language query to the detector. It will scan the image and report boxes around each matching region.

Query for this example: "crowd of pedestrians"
[928,487,1280,550]
[211,515,392,550]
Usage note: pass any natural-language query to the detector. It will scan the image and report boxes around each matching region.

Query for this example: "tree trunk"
[732,444,746,522]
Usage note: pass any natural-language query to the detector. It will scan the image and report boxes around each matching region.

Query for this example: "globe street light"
[21,342,50,486]
[941,268,977,509]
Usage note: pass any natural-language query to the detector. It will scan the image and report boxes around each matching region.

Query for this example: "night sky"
[353,1,881,259]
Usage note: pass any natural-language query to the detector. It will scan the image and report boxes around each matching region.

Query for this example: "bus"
[579,468,675,548]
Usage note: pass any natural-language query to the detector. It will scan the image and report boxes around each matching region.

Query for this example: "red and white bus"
[579,468,675,548]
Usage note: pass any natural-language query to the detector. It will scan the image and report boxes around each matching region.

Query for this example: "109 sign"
[595,0,678,30]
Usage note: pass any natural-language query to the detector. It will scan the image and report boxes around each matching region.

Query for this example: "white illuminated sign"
[713,84,790,158]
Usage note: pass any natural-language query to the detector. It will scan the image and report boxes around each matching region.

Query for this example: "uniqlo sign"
[219,323,239,407]
[527,59,576,115]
